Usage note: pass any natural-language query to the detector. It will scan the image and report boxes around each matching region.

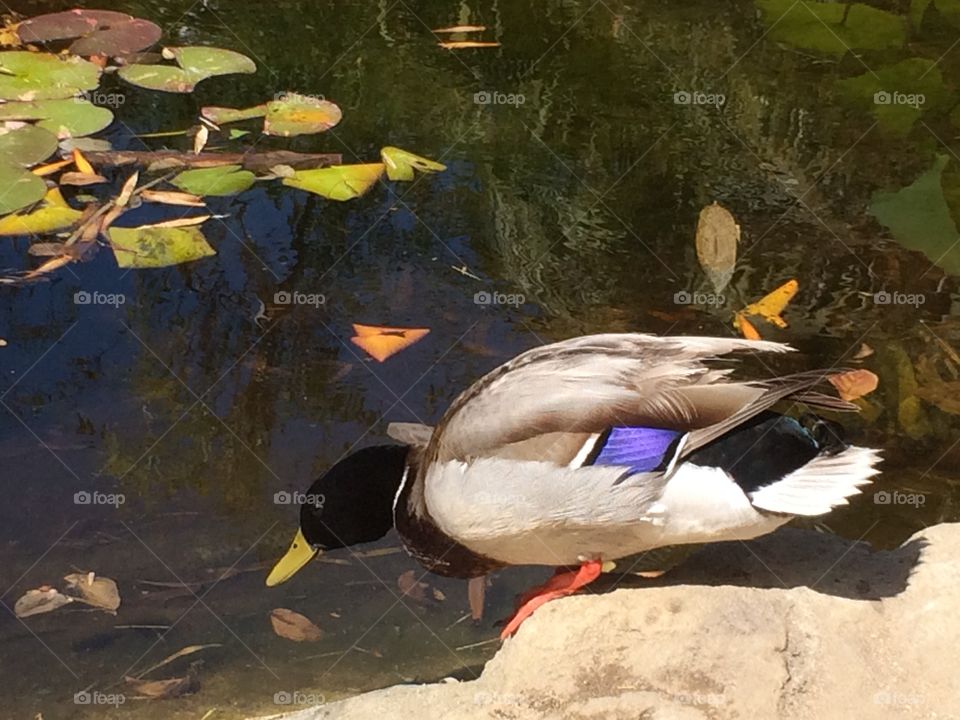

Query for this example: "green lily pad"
[228,129,251,139]
[0,187,82,235]
[836,58,947,134]
[755,0,905,56]
[108,225,216,268]
[201,104,268,125]
[0,160,47,215]
[170,164,255,196]
[381,147,447,181]
[869,154,960,276]
[263,94,341,136]
[282,163,384,201]
[0,51,101,100]
[118,46,256,94]
[0,98,113,138]
[0,124,58,166]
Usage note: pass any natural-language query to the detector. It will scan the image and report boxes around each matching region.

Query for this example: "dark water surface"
[2,0,959,717]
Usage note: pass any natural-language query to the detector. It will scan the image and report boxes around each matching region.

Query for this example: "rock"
[253,524,959,720]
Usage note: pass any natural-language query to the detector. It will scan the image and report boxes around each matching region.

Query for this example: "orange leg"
[500,560,603,640]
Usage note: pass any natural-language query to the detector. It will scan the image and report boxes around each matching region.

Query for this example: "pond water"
[2,0,959,717]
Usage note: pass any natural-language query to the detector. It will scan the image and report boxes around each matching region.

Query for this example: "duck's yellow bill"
[266,528,319,587]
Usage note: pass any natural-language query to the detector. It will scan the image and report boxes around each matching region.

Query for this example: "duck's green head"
[266,444,409,586]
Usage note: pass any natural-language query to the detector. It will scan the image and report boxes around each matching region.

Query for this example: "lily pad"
[170,164,255,196]
[17,9,161,57]
[0,51,101,100]
[381,146,447,181]
[0,187,83,235]
[264,94,341,136]
[869,154,960,276]
[0,124,58,165]
[118,46,255,93]
[108,225,216,268]
[836,58,947,134]
[70,18,161,57]
[755,0,905,56]
[282,163,384,201]
[0,160,47,214]
[0,98,113,138]
[201,104,267,125]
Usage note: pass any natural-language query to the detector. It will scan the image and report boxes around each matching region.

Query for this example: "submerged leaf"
[125,673,198,699]
[282,163,384,201]
[171,164,255,196]
[14,587,73,618]
[270,608,323,642]
[695,202,739,291]
[350,323,430,362]
[108,225,215,268]
[739,279,799,328]
[828,369,880,401]
[381,146,447,182]
[755,0,905,56]
[63,572,121,612]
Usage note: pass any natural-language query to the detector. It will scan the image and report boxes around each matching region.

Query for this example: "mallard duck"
[266,334,880,637]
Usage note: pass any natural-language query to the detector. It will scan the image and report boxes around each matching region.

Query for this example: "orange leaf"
[734,312,762,340]
[741,279,798,328]
[350,324,430,362]
[269,608,323,642]
[72,148,95,175]
[437,41,501,49]
[433,25,487,33]
[32,158,72,176]
[827,369,879,402]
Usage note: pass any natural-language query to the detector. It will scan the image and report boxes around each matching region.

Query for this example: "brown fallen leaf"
[125,670,199,699]
[695,202,739,291]
[827,369,879,401]
[28,242,69,257]
[60,171,108,186]
[193,125,209,155]
[270,608,323,642]
[141,215,211,229]
[432,587,446,601]
[437,41,500,49]
[64,572,120,613]
[139,190,205,207]
[14,587,73,618]
[133,644,222,680]
[467,576,486,621]
[397,569,428,602]
[433,25,487,33]
[116,172,140,207]
[852,343,875,360]
[350,324,430,362]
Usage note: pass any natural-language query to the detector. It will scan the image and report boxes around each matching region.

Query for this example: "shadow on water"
[1,0,959,717]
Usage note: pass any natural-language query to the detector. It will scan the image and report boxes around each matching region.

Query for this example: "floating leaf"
[0,124,58,166]
[228,128,250,139]
[381,146,447,182]
[72,147,94,174]
[827,369,879,401]
[119,46,255,93]
[0,161,46,214]
[139,190,205,207]
[108,225,216,268]
[0,98,113,138]
[695,201,739,292]
[853,343,875,360]
[70,18,161,57]
[739,279,799,329]
[14,587,73,618]
[733,312,762,340]
[145,215,211,228]
[60,171,106,185]
[63,572,120,613]
[263,94,342,136]
[433,25,487,33]
[0,51,101,100]
[397,570,428,602]
[171,164,255,196]
[438,41,501,49]
[16,9,129,43]
[29,242,68,256]
[270,608,323,642]
[282,163,384,201]
[125,673,198,699]
[200,104,267,125]
[836,58,947,134]
[754,0,905,56]
[350,323,430,362]
[0,187,83,235]
[133,644,222,680]
[32,157,72,175]
[193,124,208,154]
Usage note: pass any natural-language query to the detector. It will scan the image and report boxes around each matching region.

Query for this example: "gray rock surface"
[253,524,959,720]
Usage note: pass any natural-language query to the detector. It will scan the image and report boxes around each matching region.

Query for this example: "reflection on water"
[1,0,959,717]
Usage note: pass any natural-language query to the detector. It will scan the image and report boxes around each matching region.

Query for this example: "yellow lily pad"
[282,163,384,201]
[0,187,81,234]
[381,147,446,181]
[108,225,216,268]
